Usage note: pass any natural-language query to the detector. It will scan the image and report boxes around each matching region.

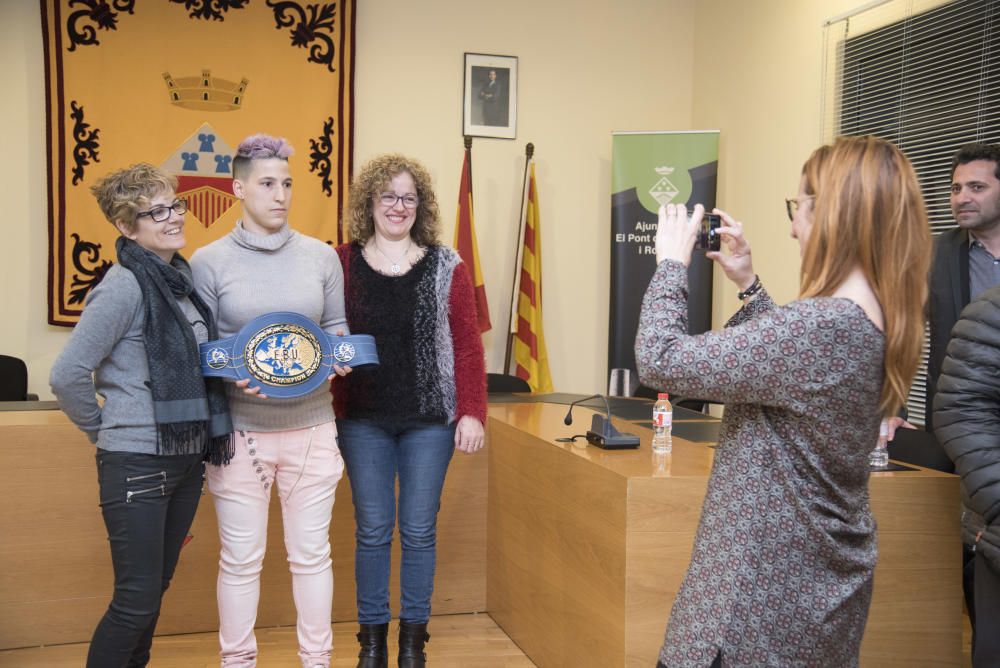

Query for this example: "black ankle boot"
[397,621,430,668]
[356,623,389,668]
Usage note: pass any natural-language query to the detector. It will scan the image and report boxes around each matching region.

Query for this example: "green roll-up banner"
[609,131,720,397]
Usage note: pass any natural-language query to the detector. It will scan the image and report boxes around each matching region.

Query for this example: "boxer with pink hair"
[192,133,350,668]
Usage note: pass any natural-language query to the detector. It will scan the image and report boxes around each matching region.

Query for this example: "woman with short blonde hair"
[51,162,231,667]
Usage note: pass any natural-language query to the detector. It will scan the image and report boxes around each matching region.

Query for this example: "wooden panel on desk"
[624,532,698,668]
[487,416,627,668]
[0,410,486,649]
[628,470,711,532]
[437,450,489,608]
[624,472,710,667]
[861,472,961,666]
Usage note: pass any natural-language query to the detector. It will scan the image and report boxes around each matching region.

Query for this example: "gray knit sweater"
[190,222,348,431]
[49,263,209,454]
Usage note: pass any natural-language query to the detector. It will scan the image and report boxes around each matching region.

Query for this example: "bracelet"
[737,275,762,301]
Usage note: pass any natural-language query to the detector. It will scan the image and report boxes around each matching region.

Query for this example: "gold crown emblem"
[162,70,249,112]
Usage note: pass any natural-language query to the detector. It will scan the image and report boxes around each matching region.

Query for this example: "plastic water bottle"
[869,418,889,469]
[652,449,670,477]
[652,392,673,454]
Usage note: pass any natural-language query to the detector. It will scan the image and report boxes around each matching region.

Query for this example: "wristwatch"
[199,311,378,398]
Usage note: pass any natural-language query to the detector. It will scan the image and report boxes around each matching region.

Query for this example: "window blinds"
[822,0,1000,425]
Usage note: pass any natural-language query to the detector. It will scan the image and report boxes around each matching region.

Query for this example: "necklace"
[371,238,412,275]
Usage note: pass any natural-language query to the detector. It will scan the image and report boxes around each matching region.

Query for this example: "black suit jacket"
[927,228,970,430]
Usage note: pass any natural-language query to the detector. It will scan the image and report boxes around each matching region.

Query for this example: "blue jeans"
[337,419,455,624]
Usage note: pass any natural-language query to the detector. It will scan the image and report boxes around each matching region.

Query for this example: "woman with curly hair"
[333,154,487,668]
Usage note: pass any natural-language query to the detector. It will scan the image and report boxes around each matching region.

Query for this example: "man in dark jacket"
[927,143,1000,432]
[934,284,1000,667]
[916,143,1000,649]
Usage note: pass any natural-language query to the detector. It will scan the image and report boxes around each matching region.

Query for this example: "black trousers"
[974,548,1000,668]
[87,450,204,668]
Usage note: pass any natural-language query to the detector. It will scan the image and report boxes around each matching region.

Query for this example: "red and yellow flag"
[513,163,553,392]
[453,146,492,333]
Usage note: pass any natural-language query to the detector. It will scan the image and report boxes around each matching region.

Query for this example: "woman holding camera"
[636,135,930,667]
[50,164,232,667]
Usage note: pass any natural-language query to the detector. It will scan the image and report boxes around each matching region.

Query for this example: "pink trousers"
[206,422,343,668]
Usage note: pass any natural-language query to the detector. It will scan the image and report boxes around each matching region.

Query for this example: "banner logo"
[161,123,238,228]
[649,166,680,206]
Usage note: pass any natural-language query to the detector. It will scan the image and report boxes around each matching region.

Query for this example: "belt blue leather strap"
[199,311,378,398]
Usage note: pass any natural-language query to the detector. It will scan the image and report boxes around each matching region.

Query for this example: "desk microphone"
[563,394,640,449]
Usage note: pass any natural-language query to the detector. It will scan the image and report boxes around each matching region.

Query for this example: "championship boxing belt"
[199,311,378,399]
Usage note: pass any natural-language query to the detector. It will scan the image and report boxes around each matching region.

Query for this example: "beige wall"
[5,0,878,399]
[692,0,862,324]
[4,1,62,399]
[352,0,695,394]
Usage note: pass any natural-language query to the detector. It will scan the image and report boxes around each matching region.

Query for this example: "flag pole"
[463,135,473,188]
[504,142,534,373]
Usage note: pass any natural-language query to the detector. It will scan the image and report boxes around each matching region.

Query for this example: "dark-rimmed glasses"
[136,199,188,223]
[785,195,814,221]
[378,193,420,209]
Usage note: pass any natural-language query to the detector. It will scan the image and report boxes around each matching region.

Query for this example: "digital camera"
[694,213,721,252]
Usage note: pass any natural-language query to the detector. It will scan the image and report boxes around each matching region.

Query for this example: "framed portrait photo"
[463,53,517,140]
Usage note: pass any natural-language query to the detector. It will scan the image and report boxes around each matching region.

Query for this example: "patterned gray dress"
[635,261,883,668]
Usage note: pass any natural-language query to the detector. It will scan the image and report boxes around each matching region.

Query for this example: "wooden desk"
[0,410,486,649]
[485,402,962,668]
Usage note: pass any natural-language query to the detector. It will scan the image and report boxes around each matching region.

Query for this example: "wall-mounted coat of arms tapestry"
[41,0,356,326]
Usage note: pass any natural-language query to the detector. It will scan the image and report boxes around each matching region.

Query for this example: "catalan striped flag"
[453,144,492,333]
[513,162,553,392]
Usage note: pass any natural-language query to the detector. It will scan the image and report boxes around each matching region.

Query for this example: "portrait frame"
[463,53,518,140]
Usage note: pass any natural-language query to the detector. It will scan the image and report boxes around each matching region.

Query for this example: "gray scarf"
[115,237,233,464]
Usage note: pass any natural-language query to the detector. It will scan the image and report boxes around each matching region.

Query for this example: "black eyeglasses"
[136,199,188,223]
[378,193,420,209]
[784,195,814,221]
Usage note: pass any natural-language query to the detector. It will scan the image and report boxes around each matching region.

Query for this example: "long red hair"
[798,136,931,415]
